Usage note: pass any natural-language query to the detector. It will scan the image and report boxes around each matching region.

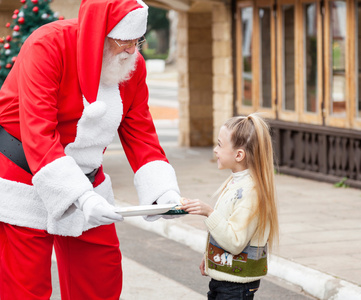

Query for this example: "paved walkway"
[105,64,361,300]
[104,145,361,300]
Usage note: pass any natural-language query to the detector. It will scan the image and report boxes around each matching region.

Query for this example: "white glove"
[77,191,124,226]
[145,190,182,222]
[157,190,182,206]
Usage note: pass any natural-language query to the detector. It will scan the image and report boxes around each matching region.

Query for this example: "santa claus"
[0,0,181,299]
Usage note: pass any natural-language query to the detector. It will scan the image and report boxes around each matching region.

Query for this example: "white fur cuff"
[134,160,180,205]
[32,156,93,220]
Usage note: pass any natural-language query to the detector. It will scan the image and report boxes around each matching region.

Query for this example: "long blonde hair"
[221,114,279,249]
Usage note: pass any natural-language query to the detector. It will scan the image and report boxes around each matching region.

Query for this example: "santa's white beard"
[100,43,138,86]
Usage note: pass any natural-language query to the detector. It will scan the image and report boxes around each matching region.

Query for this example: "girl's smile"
[213,126,246,173]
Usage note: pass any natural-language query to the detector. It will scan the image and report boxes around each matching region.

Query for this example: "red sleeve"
[18,36,65,174]
[118,57,168,173]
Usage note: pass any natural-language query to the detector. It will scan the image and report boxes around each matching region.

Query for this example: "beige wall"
[177,11,190,146]
[177,1,234,147]
[211,2,233,144]
[178,11,214,147]
[0,1,20,37]
[50,0,81,20]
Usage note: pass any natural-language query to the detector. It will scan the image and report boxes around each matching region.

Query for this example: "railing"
[269,120,361,189]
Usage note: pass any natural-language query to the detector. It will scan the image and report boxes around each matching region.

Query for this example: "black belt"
[0,125,98,183]
[0,125,31,174]
[85,168,98,184]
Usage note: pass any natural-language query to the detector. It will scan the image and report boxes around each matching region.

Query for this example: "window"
[357,1,361,117]
[241,7,253,106]
[304,3,318,113]
[282,5,295,111]
[330,1,346,116]
[259,7,272,108]
[235,0,357,128]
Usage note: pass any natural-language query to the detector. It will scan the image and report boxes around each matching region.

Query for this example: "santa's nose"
[125,45,136,55]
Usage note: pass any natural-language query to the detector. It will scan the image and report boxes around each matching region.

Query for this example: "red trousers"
[0,222,122,300]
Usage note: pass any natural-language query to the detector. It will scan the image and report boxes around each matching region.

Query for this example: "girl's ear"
[235,149,245,162]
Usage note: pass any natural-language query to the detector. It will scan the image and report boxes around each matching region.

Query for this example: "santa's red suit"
[0,0,180,299]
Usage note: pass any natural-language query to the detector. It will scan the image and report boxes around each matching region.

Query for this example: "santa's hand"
[145,190,182,221]
[157,190,181,206]
[78,191,124,226]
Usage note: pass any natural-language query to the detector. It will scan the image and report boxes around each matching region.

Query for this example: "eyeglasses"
[113,36,146,50]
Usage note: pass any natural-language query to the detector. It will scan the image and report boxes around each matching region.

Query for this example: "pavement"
[103,64,361,300]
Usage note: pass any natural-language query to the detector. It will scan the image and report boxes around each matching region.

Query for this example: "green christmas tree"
[0,0,63,87]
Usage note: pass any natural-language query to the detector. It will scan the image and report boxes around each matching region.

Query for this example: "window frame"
[236,1,254,115]
[299,0,324,125]
[351,0,361,127]
[258,5,274,109]
[324,0,351,127]
[235,0,358,130]
[236,0,276,119]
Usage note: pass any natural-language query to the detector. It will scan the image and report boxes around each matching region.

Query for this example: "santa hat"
[107,0,148,40]
[78,0,149,104]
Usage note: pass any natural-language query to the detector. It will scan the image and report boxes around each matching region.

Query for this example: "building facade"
[235,0,361,187]
[1,0,360,187]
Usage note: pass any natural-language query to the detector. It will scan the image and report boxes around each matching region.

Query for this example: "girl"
[181,114,279,300]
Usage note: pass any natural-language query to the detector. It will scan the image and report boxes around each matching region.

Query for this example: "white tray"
[114,204,176,217]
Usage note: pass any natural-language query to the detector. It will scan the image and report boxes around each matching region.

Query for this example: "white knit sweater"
[204,169,270,283]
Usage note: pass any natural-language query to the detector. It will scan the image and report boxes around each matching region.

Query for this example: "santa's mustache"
[117,52,131,60]
[100,43,138,85]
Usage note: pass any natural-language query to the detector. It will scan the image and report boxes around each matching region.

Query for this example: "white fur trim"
[134,160,180,205]
[49,173,114,235]
[0,178,47,230]
[0,80,122,235]
[94,173,115,205]
[0,171,114,237]
[65,83,123,173]
[107,1,148,40]
[32,156,92,218]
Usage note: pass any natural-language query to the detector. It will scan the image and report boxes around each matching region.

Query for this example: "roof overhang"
[145,0,226,11]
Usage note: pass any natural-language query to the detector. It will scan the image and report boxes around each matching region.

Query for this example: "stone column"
[177,11,190,146]
[177,11,213,147]
[212,2,234,145]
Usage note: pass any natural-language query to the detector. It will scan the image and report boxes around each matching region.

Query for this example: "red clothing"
[0,18,165,182]
[0,222,122,300]
[0,0,180,236]
[0,0,180,298]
